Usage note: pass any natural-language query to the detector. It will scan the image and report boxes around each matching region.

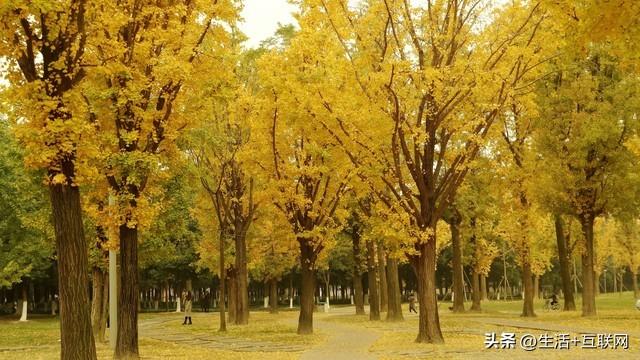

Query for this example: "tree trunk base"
[415,333,445,344]
[469,304,481,312]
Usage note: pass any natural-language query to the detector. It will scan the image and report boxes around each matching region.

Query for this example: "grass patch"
[154,311,326,346]
[0,311,323,359]
[0,315,60,348]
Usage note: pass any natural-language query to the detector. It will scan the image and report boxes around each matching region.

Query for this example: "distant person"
[635,298,640,311]
[183,291,193,325]
[409,293,418,314]
[51,295,58,316]
[544,293,559,311]
[202,291,211,313]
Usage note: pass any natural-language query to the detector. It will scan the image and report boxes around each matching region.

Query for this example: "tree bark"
[353,273,365,315]
[481,275,487,300]
[298,240,316,334]
[19,283,28,322]
[413,238,444,343]
[49,182,97,360]
[450,218,465,313]
[219,230,227,332]
[100,274,108,341]
[269,278,278,314]
[580,215,597,316]
[289,274,294,308]
[470,270,481,312]
[385,256,403,321]
[366,240,380,321]
[228,267,237,324]
[352,228,366,315]
[377,243,388,313]
[470,217,481,311]
[234,232,249,325]
[521,260,536,317]
[116,225,139,359]
[554,215,576,310]
[91,268,106,342]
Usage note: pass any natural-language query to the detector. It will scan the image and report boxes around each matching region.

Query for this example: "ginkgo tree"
[82,1,238,357]
[286,0,548,343]
[189,89,259,328]
[1,1,99,358]
[534,48,640,316]
[455,160,501,312]
[247,206,297,314]
[256,38,354,333]
[615,218,640,298]
[358,196,407,321]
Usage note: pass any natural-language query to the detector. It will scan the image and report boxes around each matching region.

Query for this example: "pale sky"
[240,0,298,48]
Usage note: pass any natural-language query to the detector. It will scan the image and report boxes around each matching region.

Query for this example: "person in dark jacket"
[202,290,210,313]
[409,293,418,314]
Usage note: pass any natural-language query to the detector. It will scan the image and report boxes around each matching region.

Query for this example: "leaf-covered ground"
[1,292,639,359]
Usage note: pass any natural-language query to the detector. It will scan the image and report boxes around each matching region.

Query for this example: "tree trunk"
[116,225,139,359]
[234,232,249,325]
[554,215,576,310]
[297,240,316,334]
[470,270,481,312]
[450,218,465,313]
[269,278,278,314]
[366,240,380,321]
[470,217,481,311]
[289,274,294,309]
[219,230,227,332]
[100,274,108,341]
[632,270,639,299]
[49,182,97,360]
[91,268,106,342]
[228,268,237,324]
[164,283,169,312]
[521,261,536,317]
[414,238,444,343]
[377,243,388,313]
[19,283,28,322]
[580,215,596,316]
[353,273,365,315]
[481,275,487,300]
[324,273,330,311]
[533,275,539,299]
[385,256,403,321]
[352,228,366,315]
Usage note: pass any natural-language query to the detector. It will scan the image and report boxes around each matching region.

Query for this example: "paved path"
[299,306,381,360]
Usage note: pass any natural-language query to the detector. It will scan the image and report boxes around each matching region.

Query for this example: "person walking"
[183,291,193,325]
[202,290,210,313]
[409,292,418,314]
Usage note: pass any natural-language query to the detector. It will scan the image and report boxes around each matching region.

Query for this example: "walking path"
[138,307,383,358]
[299,306,381,360]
